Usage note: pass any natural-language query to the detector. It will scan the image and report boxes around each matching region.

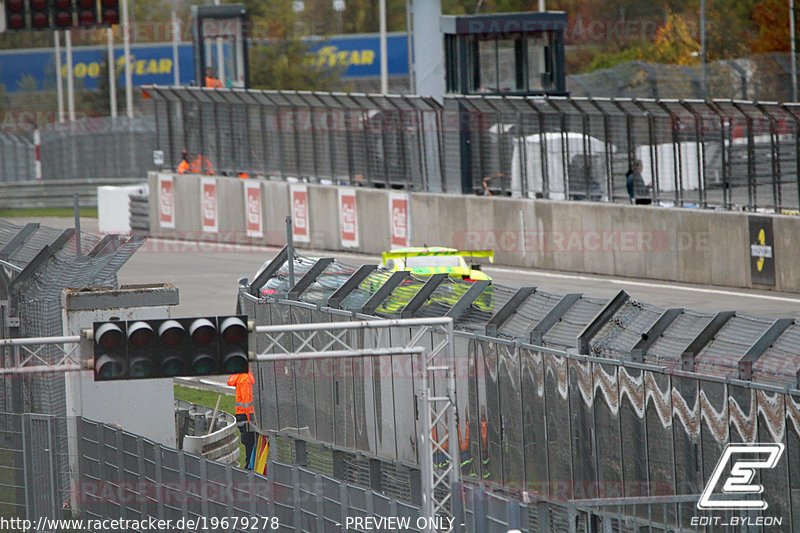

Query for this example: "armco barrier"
[148,172,800,294]
[0,178,143,210]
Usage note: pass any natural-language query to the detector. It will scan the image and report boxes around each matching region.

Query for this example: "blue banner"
[0,43,195,92]
[0,33,409,93]
[306,33,408,78]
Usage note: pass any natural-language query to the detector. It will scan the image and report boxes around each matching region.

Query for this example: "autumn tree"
[644,11,700,64]
[750,0,789,53]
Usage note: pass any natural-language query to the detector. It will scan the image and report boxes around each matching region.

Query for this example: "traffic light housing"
[92,315,250,381]
[100,0,119,25]
[5,0,27,30]
[28,0,49,29]
[76,0,98,26]
[52,0,74,28]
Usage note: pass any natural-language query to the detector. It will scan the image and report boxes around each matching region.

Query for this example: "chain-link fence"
[241,252,800,531]
[446,95,800,212]
[0,220,144,515]
[0,132,36,182]
[147,86,445,191]
[0,117,157,183]
[0,412,425,531]
[39,117,158,180]
[146,86,800,212]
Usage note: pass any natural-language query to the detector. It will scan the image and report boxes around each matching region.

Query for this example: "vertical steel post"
[107,28,118,118]
[286,216,295,289]
[417,349,434,524]
[73,193,81,256]
[54,32,65,123]
[791,0,797,101]
[172,7,181,85]
[122,0,133,119]
[379,0,388,94]
[65,30,76,123]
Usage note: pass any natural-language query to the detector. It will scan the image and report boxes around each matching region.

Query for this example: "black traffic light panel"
[219,316,249,374]
[52,0,74,28]
[28,0,49,29]
[92,315,250,381]
[76,0,98,26]
[100,0,119,25]
[93,321,127,380]
[5,0,27,30]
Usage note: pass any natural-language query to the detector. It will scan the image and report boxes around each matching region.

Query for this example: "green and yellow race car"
[381,247,494,281]
[370,247,495,316]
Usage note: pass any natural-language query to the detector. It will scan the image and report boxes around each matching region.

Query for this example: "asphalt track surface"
[12,217,800,319]
[16,217,799,390]
[117,238,800,320]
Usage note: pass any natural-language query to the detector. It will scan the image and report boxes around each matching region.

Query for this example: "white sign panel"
[244,181,263,238]
[200,177,218,233]
[157,173,175,229]
[290,184,310,243]
[338,189,359,248]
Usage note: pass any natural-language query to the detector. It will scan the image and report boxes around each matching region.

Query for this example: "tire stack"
[129,191,150,233]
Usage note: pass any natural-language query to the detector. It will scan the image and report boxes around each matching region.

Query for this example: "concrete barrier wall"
[148,172,800,293]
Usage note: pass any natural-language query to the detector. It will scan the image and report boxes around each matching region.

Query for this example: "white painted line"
[175,376,233,391]
[487,266,800,303]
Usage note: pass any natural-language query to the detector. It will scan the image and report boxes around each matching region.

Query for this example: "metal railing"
[0,116,157,183]
[145,86,445,191]
[145,86,800,212]
[448,95,800,212]
[4,88,799,214]
[240,250,800,531]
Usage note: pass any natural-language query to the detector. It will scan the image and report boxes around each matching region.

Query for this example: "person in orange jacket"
[228,370,255,469]
[205,67,223,89]
[177,150,190,174]
[190,154,215,175]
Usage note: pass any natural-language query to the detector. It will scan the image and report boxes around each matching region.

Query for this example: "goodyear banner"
[0,43,195,92]
[748,216,775,286]
[306,33,408,78]
[0,33,409,93]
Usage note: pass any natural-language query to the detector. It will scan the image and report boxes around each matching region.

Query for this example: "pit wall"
[148,172,800,294]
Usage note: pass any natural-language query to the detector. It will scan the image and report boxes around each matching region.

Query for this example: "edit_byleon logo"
[697,443,785,511]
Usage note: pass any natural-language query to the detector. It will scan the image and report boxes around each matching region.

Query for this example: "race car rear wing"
[382,250,494,263]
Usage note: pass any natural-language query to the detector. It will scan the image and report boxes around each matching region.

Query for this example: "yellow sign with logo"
[748,217,775,285]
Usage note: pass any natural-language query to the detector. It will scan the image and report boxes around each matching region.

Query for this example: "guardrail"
[0,178,143,210]
[175,398,240,465]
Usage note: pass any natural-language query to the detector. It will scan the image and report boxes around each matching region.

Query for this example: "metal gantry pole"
[54,32,65,123]
[286,216,295,289]
[379,0,388,94]
[791,0,798,102]
[107,28,118,118]
[172,6,181,86]
[65,30,76,123]
[122,0,134,119]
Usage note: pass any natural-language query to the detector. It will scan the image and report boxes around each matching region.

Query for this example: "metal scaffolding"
[252,317,461,531]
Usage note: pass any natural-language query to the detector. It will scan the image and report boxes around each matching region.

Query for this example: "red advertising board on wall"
[389,192,409,248]
[201,177,218,233]
[339,189,359,247]
[244,181,263,238]
[158,173,175,229]
[291,185,310,243]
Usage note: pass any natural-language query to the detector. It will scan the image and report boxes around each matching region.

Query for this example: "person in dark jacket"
[626,160,651,205]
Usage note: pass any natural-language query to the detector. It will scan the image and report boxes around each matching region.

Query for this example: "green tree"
[243,0,344,90]
[249,40,344,90]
